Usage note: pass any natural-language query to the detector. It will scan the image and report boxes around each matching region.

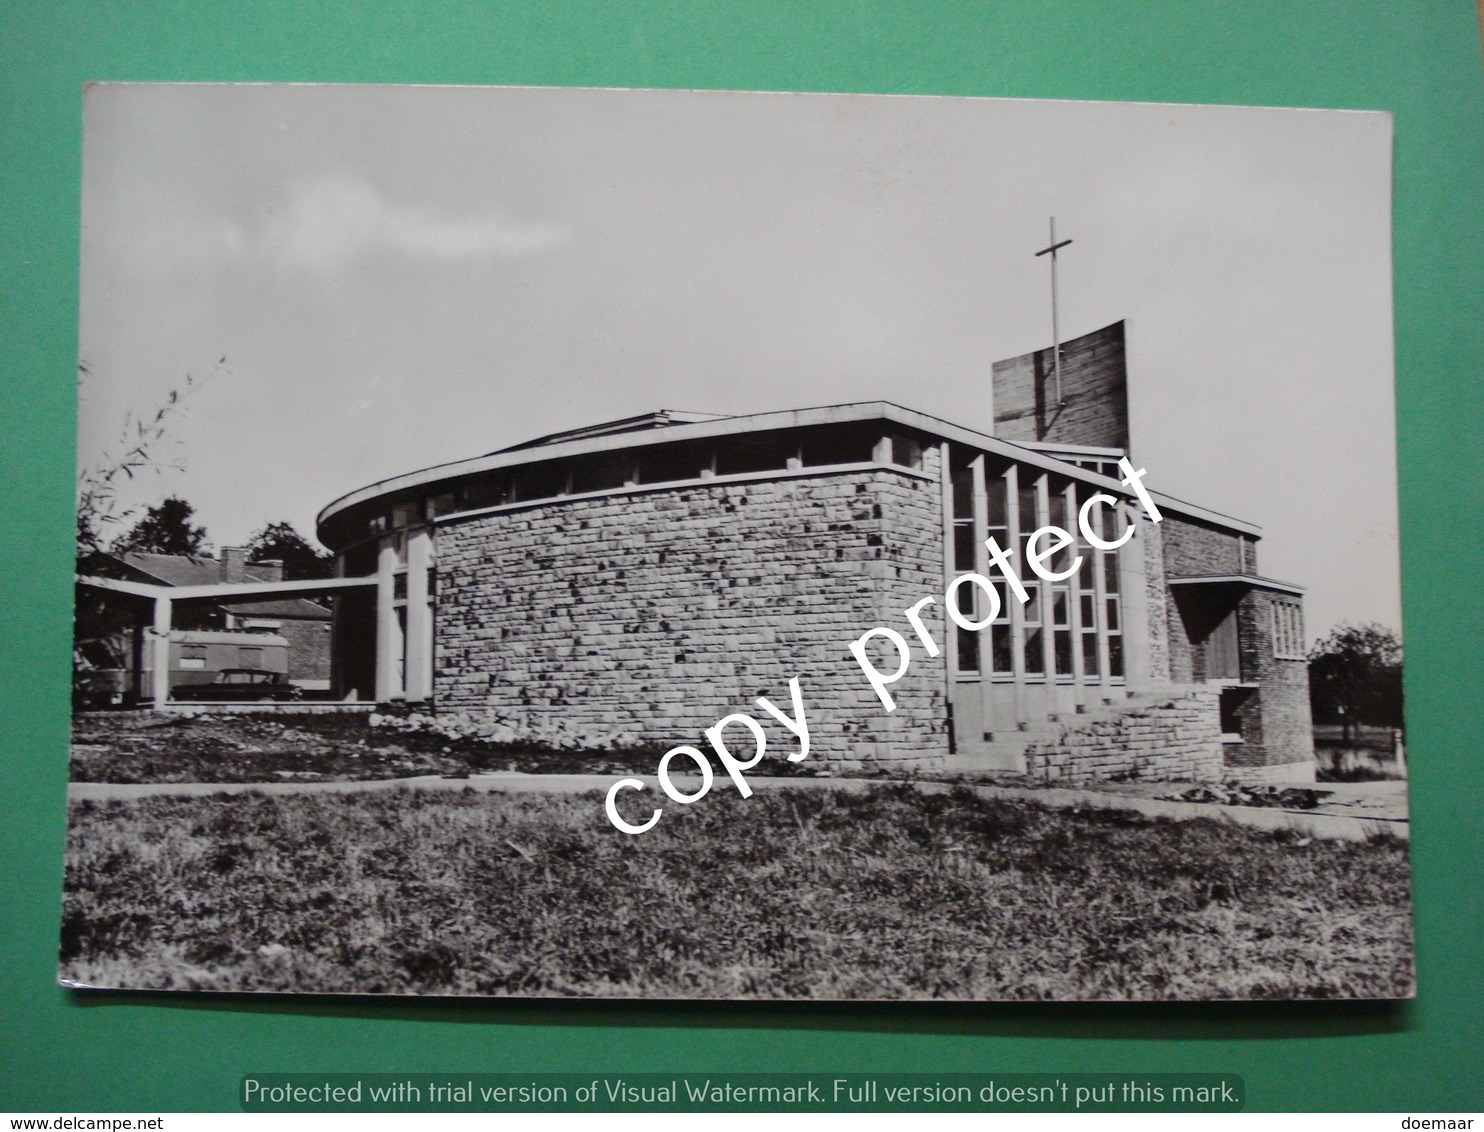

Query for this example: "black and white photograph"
[64,83,1412,1000]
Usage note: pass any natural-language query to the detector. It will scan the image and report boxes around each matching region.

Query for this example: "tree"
[245,521,334,581]
[113,496,211,557]
[75,357,228,557]
[1308,623,1404,741]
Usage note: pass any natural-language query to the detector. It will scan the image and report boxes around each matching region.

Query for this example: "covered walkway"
[77,573,378,709]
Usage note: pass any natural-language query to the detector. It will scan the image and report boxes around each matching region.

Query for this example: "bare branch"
[75,357,231,554]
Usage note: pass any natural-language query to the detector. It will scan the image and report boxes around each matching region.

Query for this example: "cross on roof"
[1033,217,1073,407]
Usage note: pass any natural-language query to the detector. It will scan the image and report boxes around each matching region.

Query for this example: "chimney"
[222,546,248,583]
[255,559,284,583]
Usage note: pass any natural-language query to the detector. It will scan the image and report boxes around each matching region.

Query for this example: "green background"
[3,1,1480,1114]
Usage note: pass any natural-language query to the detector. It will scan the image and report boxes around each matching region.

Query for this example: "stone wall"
[1023,687,1223,783]
[1157,511,1315,781]
[1161,515,1249,684]
[280,619,332,683]
[1140,517,1171,683]
[1161,514,1248,576]
[433,460,950,767]
[1224,589,1316,780]
[1224,760,1318,786]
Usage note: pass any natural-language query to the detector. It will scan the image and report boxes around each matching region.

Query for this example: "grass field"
[61,784,1414,1000]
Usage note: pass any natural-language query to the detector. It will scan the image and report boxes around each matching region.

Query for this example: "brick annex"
[315,322,1315,785]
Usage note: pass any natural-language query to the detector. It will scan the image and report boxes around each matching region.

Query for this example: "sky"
[76,84,1400,644]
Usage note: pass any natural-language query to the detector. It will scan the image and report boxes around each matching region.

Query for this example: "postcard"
[64,84,1410,999]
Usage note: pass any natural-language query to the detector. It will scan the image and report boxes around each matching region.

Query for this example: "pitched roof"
[495,409,728,453]
[113,551,219,586]
[113,551,280,587]
[219,598,332,620]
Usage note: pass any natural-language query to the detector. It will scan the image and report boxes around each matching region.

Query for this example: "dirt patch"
[67,711,833,784]
[1158,783,1329,810]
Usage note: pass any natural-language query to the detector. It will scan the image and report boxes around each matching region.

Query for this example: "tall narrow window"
[954,583,980,673]
[1101,501,1124,678]
[1019,474,1046,677]
[1077,521,1100,677]
[1105,564,1124,677]
[990,583,1013,675]
[1047,488,1071,572]
[952,464,975,572]
[1080,593,1100,677]
[1052,585,1073,675]
[1272,599,1305,659]
[985,473,1008,531]
[1023,583,1045,675]
[1017,479,1038,566]
[984,471,1013,675]
[1047,484,1074,676]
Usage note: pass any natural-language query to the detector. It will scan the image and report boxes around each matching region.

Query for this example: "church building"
[315,322,1315,783]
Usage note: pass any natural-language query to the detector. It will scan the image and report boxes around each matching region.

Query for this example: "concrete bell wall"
[991,321,1129,450]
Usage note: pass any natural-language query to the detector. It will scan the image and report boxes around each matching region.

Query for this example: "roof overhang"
[316,401,1264,540]
[1167,573,1306,596]
[496,409,729,452]
[1017,439,1126,459]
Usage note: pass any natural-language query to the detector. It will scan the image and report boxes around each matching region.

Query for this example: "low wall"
[1223,759,1318,786]
[1024,688,1223,783]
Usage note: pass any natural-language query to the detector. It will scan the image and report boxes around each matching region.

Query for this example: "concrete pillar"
[374,537,401,702]
[968,455,994,734]
[1066,481,1088,712]
[328,554,343,699]
[151,596,172,710]
[1120,510,1152,687]
[938,443,956,682]
[404,527,434,703]
[1092,505,1111,692]
[130,624,145,703]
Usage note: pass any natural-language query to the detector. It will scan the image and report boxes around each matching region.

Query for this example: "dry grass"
[60,785,1415,1000]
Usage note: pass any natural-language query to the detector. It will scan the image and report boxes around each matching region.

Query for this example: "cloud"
[262,177,569,271]
[129,177,569,275]
[126,215,247,269]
